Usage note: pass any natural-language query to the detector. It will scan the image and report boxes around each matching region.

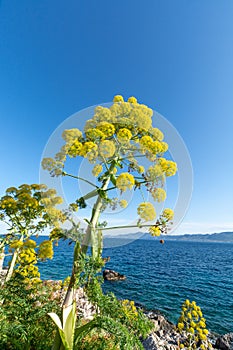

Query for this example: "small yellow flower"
[177,322,184,331]
[151,188,166,202]
[116,173,135,192]
[149,127,164,141]
[10,240,24,249]
[127,96,137,104]
[137,202,156,221]
[188,327,195,334]
[62,128,82,143]
[117,128,132,143]
[146,164,164,182]
[162,208,174,221]
[198,320,206,328]
[97,122,115,138]
[92,164,103,177]
[149,226,161,237]
[23,239,37,248]
[159,158,177,177]
[113,95,124,102]
[137,165,145,174]
[99,140,116,158]
[199,334,207,341]
[67,140,83,158]
[85,128,105,141]
[119,199,128,208]
[38,240,53,260]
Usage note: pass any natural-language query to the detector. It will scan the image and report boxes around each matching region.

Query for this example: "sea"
[5,237,233,335]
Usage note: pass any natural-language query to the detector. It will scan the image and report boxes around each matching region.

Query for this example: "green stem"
[63,172,98,188]
[0,246,5,273]
[101,224,154,231]
[5,234,24,282]
[61,162,115,310]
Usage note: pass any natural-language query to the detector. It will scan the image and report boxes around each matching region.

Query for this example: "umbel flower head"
[0,184,66,230]
[177,299,211,349]
[42,95,177,238]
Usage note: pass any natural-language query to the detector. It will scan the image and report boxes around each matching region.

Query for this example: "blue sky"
[0,0,233,234]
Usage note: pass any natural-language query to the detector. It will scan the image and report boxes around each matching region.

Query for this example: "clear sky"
[0,0,233,234]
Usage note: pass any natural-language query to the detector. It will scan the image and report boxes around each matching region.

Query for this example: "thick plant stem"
[5,235,24,282]
[62,242,81,308]
[81,177,111,257]
[62,163,115,309]
[0,247,5,273]
[53,165,115,350]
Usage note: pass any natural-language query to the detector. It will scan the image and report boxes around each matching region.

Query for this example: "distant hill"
[164,231,233,243]
[104,231,233,243]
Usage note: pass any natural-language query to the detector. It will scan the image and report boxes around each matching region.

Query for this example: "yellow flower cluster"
[38,240,53,260]
[92,164,103,177]
[151,188,167,202]
[16,246,41,284]
[62,128,83,143]
[116,173,135,192]
[159,158,177,177]
[140,136,163,155]
[137,202,156,221]
[41,158,64,176]
[137,165,145,174]
[177,300,210,349]
[117,128,132,143]
[0,185,59,225]
[121,299,138,319]
[149,226,161,237]
[149,127,164,141]
[86,128,105,141]
[162,208,174,221]
[127,96,137,104]
[130,107,152,131]
[146,164,164,182]
[98,140,116,158]
[93,106,113,123]
[23,239,37,248]
[9,240,24,249]
[97,122,115,138]
[67,140,83,157]
[113,95,124,103]
[41,189,66,227]
[119,199,128,208]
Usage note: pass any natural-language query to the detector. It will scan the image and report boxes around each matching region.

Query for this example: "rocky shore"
[1,271,232,350]
[70,284,232,349]
[58,282,232,350]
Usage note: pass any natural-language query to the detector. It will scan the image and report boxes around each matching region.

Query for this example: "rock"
[215,333,233,350]
[142,334,159,350]
[103,269,126,281]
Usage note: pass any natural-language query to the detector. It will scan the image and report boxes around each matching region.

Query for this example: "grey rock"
[215,333,233,350]
[103,269,126,281]
[142,334,159,350]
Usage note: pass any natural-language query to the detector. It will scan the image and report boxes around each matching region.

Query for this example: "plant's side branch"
[63,172,98,188]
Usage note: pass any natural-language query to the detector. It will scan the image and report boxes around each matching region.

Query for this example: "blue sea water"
[6,237,233,335]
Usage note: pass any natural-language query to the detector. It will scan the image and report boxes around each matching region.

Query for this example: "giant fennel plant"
[0,184,66,284]
[42,95,178,349]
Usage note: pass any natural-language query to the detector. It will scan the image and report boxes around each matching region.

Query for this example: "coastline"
[0,270,232,350]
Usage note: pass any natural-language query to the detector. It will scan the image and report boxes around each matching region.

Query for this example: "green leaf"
[63,302,76,350]
[48,312,63,330]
